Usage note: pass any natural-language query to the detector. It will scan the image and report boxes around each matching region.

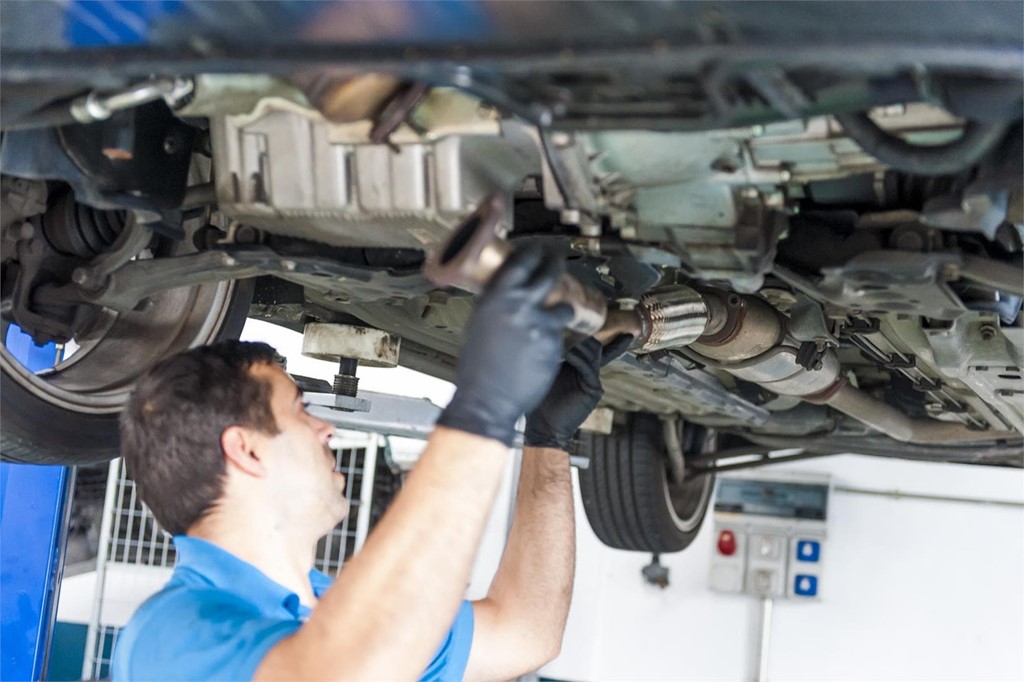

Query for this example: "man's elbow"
[540,640,564,669]
[529,628,565,671]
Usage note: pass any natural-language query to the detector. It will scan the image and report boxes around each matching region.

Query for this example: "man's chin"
[335,498,351,523]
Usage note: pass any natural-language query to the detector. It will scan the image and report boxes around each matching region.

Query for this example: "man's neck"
[187,515,319,606]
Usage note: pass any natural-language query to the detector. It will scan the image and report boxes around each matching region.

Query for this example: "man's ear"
[221,425,267,478]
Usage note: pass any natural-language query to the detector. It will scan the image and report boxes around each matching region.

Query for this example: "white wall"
[541,456,1024,682]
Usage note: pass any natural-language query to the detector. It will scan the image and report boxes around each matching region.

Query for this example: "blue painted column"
[1,326,74,681]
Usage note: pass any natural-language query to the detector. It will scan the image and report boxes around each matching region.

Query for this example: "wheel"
[1,278,253,465]
[578,413,715,553]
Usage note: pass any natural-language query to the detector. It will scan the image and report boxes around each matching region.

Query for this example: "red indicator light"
[718,530,737,556]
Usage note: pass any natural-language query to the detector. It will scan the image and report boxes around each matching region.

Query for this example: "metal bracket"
[33,245,434,314]
[304,391,372,414]
[309,390,590,468]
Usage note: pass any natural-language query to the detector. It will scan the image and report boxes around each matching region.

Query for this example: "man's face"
[251,363,350,537]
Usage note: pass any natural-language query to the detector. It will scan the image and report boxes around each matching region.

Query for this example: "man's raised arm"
[465,336,632,681]
[256,246,574,681]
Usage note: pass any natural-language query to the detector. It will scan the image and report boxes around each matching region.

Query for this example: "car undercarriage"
[2,1,1021,551]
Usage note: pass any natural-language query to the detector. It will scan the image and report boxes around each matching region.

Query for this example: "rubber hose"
[834,111,1011,176]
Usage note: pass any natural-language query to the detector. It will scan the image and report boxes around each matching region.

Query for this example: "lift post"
[0,328,74,681]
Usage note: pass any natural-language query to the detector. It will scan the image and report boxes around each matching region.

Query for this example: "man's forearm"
[472,446,576,678]
[257,427,509,681]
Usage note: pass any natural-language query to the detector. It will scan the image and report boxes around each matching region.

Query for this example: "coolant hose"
[835,110,1010,176]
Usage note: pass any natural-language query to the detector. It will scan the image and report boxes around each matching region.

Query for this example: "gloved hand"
[437,246,575,446]
[523,334,634,452]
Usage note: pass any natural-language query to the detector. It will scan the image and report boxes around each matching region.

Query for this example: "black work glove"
[437,246,575,446]
[523,334,634,452]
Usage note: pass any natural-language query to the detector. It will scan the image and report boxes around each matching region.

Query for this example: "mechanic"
[110,245,631,681]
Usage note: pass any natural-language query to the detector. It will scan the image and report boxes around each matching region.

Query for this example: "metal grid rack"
[82,433,384,680]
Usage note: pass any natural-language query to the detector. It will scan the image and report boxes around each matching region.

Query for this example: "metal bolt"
[877,104,907,118]
[579,218,601,238]
[979,324,997,341]
[560,209,581,225]
[163,133,183,155]
[71,268,89,285]
[939,263,960,281]
[19,221,34,240]
[280,260,297,272]
[221,254,237,267]
[453,66,472,88]
[550,131,572,148]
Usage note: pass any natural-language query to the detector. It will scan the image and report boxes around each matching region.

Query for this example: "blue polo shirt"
[111,536,475,681]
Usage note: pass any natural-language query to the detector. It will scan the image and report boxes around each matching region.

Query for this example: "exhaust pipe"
[689,293,1015,443]
[809,381,1016,444]
[423,195,609,336]
[425,197,1016,445]
[424,194,714,348]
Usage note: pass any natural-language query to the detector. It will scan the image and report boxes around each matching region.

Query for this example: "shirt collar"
[173,535,331,618]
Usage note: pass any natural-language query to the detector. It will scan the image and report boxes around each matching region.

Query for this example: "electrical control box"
[708,471,830,600]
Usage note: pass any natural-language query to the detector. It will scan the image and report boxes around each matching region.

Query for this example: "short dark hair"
[120,341,281,535]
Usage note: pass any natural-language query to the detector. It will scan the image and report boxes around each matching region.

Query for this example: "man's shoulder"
[112,580,295,680]
[133,578,262,627]
[115,580,252,653]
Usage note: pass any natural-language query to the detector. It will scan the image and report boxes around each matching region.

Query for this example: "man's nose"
[315,415,335,441]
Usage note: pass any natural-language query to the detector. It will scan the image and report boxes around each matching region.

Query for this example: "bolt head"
[163,133,183,155]
[550,131,572,148]
[452,66,472,88]
[939,263,960,280]
[560,208,581,225]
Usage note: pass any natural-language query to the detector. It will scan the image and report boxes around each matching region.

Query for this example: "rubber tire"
[0,280,254,466]
[579,413,714,553]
